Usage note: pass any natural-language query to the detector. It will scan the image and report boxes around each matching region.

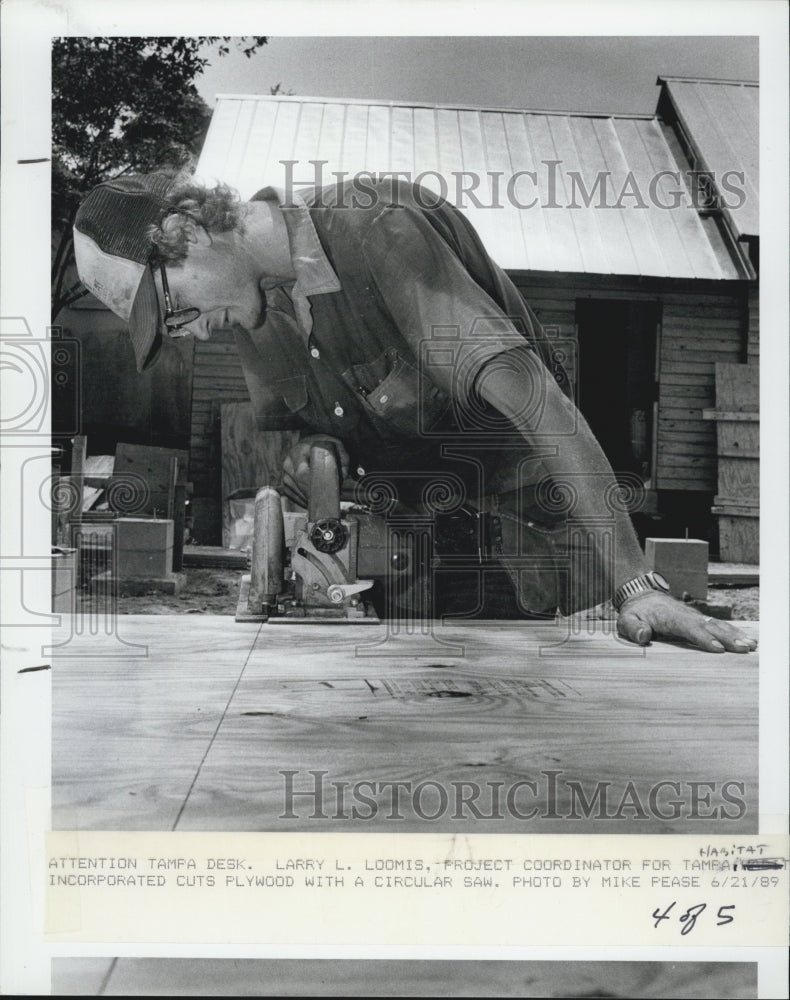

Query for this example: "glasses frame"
[154,260,201,337]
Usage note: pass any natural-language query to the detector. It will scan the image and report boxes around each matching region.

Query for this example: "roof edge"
[211,92,657,120]
[656,75,758,87]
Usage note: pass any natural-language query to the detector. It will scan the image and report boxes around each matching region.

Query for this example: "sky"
[195,36,758,116]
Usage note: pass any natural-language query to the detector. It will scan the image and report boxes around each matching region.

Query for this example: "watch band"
[612,571,671,611]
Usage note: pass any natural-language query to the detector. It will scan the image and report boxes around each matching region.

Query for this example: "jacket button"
[310,347,320,358]
[379,394,388,404]
[334,404,344,417]
[356,466,366,476]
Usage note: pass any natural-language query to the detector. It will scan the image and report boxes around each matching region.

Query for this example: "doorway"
[575,299,659,482]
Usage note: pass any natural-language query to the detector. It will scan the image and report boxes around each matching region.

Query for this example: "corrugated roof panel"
[596,117,665,277]
[234,99,279,197]
[563,115,627,273]
[546,115,611,274]
[222,99,257,193]
[630,117,717,280]
[390,104,415,175]
[288,101,323,182]
[663,79,758,239]
[524,113,587,274]
[608,118,672,277]
[499,112,546,270]
[266,100,303,189]
[412,106,442,198]
[366,104,391,168]
[479,112,530,270]
[196,99,238,184]
[318,102,347,169]
[456,111,499,258]
[197,95,750,279]
[614,118,689,279]
[339,102,370,175]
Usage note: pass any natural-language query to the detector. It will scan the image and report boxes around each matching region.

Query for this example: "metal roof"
[197,94,748,280]
[659,77,758,240]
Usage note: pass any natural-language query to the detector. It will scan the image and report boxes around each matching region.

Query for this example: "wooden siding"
[190,330,249,498]
[657,294,746,490]
[747,284,759,362]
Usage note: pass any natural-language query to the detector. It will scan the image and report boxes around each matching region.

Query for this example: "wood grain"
[52,616,758,834]
[220,401,299,547]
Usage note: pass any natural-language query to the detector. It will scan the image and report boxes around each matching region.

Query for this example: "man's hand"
[282,434,350,508]
[617,592,757,653]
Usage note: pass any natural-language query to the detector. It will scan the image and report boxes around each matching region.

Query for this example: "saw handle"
[248,486,285,611]
[308,443,342,523]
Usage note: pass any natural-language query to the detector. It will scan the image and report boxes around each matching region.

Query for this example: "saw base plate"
[235,574,380,624]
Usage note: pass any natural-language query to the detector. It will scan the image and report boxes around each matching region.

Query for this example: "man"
[73,171,756,653]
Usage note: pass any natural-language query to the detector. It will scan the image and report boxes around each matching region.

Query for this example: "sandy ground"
[87,568,758,620]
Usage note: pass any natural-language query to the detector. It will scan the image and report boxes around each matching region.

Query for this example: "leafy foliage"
[52,36,268,319]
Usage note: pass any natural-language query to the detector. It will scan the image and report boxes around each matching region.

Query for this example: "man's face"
[160,233,268,340]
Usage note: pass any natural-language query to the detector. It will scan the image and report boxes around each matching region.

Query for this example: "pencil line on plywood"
[171,623,264,830]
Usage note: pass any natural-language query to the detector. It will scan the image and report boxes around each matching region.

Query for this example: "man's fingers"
[617,609,652,646]
[703,620,757,653]
[680,623,728,653]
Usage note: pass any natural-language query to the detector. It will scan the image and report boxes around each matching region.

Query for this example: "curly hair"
[148,177,248,264]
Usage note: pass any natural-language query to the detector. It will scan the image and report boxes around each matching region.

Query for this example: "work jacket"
[234,178,597,615]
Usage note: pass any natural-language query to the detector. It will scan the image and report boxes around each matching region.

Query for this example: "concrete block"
[52,547,77,613]
[116,518,173,579]
[645,538,709,601]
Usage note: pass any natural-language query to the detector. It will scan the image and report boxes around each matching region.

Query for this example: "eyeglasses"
[153,260,201,337]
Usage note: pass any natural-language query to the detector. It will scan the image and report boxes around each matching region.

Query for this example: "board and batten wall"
[187,276,754,513]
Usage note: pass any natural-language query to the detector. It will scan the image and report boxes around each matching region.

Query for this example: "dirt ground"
[102,568,758,620]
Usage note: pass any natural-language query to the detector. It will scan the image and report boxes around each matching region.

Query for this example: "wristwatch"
[612,571,671,611]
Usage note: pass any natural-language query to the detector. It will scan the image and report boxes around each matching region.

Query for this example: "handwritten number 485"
[652,902,735,934]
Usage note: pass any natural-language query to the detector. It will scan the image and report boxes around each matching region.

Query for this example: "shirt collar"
[251,185,340,297]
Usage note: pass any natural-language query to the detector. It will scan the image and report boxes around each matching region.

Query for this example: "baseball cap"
[73,173,175,372]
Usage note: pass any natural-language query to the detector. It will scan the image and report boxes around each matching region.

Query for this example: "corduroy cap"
[74,173,175,372]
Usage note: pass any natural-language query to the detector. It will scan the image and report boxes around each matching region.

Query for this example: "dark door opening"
[575,299,659,483]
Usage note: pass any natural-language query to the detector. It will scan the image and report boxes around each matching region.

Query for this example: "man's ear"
[181,217,212,247]
[161,213,211,247]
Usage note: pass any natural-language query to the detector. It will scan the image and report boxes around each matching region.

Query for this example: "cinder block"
[116,518,174,579]
[645,537,708,601]
[52,547,77,613]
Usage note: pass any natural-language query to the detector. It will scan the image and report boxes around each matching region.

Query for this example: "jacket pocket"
[346,350,450,436]
[277,375,309,412]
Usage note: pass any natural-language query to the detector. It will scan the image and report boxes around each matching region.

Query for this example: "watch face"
[650,571,671,592]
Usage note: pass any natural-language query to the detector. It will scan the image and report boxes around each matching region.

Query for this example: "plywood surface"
[53,616,758,833]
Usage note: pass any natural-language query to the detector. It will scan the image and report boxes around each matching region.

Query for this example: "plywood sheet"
[52,616,758,835]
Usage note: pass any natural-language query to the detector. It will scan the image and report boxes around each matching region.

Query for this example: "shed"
[655,77,759,560]
[185,85,757,548]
